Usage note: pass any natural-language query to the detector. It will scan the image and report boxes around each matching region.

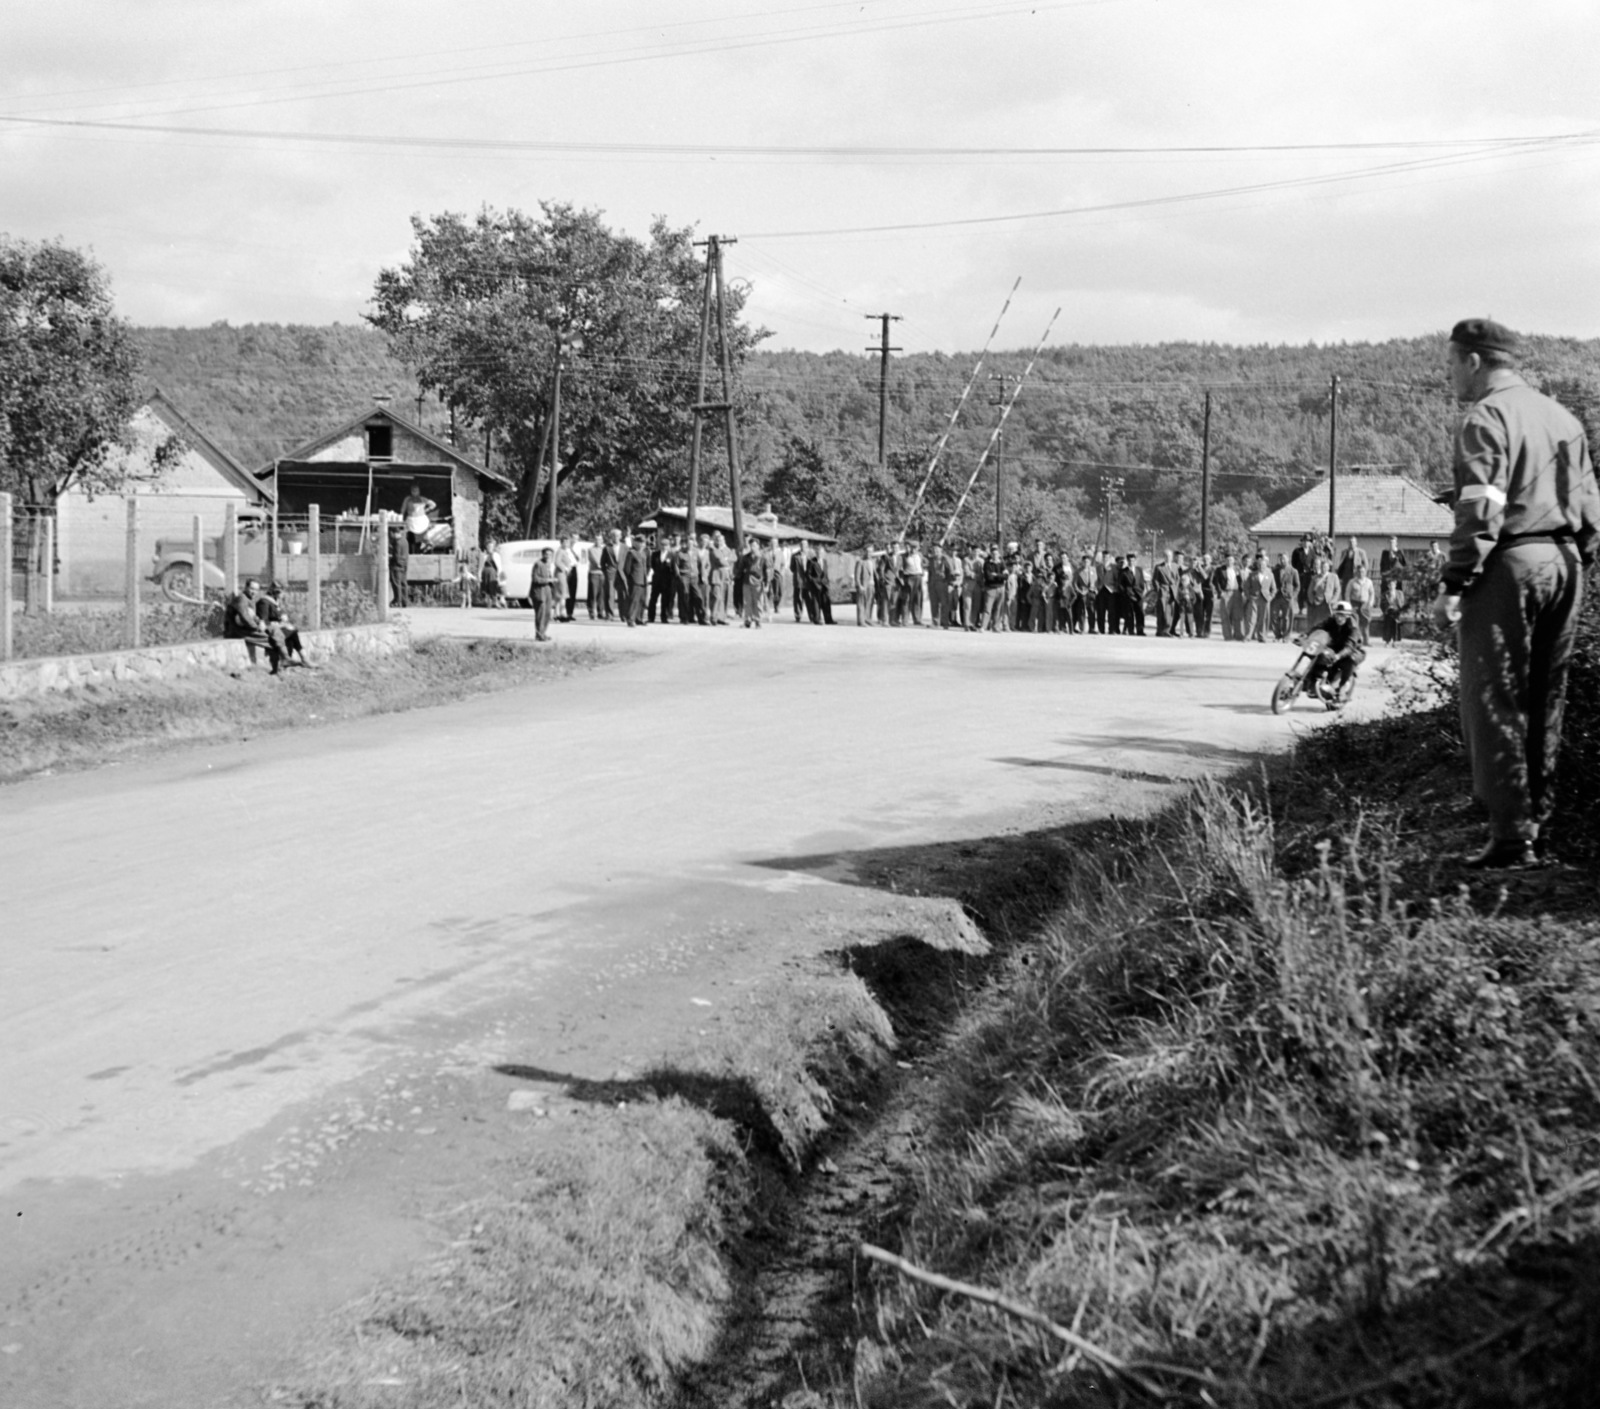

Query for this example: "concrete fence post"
[307,504,322,631]
[125,497,141,649]
[223,501,238,596]
[41,513,54,615]
[0,493,13,662]
[192,514,205,608]
[374,514,390,623]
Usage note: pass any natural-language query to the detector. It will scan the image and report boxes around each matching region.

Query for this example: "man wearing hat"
[1433,317,1600,869]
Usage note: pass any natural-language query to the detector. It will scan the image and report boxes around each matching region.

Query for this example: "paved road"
[2,616,1368,1192]
[0,612,1381,1404]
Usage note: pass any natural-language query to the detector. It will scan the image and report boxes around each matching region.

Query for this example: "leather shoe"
[1463,838,1542,871]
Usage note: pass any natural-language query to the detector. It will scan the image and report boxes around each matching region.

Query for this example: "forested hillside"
[133,322,1600,551]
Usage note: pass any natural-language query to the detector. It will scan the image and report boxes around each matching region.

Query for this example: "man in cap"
[1304,599,1363,705]
[1434,317,1600,868]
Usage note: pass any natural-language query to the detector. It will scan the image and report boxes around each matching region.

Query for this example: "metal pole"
[192,514,205,605]
[1328,373,1339,539]
[307,504,322,631]
[124,497,140,649]
[712,236,747,551]
[685,236,717,549]
[1200,390,1212,557]
[939,308,1060,545]
[0,493,12,662]
[900,277,1020,541]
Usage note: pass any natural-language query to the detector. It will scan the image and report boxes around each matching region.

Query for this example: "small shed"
[1250,474,1454,564]
[265,401,514,580]
[56,390,270,597]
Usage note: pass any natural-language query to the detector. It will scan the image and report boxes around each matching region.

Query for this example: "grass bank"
[845,591,1600,1407]
[0,636,613,782]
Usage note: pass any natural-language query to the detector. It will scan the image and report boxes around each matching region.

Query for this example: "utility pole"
[687,235,748,549]
[1327,373,1340,540]
[864,312,902,468]
[988,373,1019,544]
[548,331,562,540]
[1200,389,1212,557]
[712,239,747,550]
[684,238,719,549]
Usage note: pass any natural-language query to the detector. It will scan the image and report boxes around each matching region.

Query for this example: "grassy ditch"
[842,597,1600,1407]
[0,636,612,782]
[268,955,916,1409]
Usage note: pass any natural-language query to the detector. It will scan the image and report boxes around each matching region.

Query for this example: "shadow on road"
[494,1062,790,1162]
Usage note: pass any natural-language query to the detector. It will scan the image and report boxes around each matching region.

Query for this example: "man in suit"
[599,530,622,620]
[1337,536,1368,590]
[1150,550,1179,636]
[621,534,650,626]
[1120,554,1148,635]
[1378,535,1408,587]
[1199,553,1218,637]
[648,536,677,622]
[1095,553,1118,634]
[853,547,876,626]
[1271,552,1300,641]
[676,537,704,624]
[1174,552,1199,637]
[1213,552,1244,640]
[706,532,731,624]
[1242,552,1275,641]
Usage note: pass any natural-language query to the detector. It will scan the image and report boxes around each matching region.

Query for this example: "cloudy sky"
[4,0,1598,354]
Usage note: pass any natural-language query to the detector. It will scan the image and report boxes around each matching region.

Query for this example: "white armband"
[1457,483,1507,507]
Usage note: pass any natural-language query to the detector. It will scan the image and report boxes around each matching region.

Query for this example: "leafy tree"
[0,236,145,505]
[368,204,766,542]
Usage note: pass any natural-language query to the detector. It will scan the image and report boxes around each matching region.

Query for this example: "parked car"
[496,540,592,607]
[150,512,271,601]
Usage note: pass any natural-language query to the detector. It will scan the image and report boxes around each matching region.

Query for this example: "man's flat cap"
[1450,317,1518,356]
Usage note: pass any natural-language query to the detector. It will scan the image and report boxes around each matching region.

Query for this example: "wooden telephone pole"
[686,235,748,550]
[864,312,902,468]
[1327,373,1340,539]
[988,373,1019,543]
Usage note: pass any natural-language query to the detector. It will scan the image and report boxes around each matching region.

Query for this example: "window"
[367,424,393,460]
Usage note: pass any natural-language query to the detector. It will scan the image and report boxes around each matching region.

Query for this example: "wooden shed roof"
[1251,474,1454,538]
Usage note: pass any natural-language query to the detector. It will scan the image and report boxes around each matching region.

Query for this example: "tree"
[0,236,145,506]
[367,204,766,541]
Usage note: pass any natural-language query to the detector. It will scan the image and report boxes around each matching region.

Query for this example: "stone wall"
[0,622,410,703]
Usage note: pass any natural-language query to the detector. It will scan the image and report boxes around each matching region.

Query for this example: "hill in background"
[133,323,1600,548]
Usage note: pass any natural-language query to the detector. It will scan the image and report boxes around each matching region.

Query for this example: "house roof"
[146,388,273,502]
[639,505,836,543]
[262,402,515,489]
[1250,474,1454,538]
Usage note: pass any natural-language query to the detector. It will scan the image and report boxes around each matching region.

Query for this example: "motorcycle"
[1270,626,1361,714]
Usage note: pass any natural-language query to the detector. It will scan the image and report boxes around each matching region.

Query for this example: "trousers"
[1457,542,1584,842]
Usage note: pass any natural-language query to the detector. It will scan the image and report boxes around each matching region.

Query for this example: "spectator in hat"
[1434,316,1600,868]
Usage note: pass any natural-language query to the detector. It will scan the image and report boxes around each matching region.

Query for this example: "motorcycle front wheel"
[1270,673,1298,714]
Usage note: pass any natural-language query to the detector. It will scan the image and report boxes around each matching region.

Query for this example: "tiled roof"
[639,505,836,543]
[1251,475,1453,537]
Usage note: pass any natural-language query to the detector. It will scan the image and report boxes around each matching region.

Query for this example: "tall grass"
[861,782,1600,1404]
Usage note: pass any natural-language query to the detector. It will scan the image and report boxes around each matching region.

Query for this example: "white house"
[56,391,269,597]
[1250,474,1454,565]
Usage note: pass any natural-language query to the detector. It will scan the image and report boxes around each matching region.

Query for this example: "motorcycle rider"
[1302,599,1364,706]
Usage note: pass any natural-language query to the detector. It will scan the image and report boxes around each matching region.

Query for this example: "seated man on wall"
[224,578,281,675]
[254,582,311,668]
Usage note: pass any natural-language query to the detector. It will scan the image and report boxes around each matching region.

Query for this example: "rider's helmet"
[1332,599,1353,617]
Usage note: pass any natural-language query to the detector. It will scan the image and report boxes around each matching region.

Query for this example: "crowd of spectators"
[473,528,1441,644]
